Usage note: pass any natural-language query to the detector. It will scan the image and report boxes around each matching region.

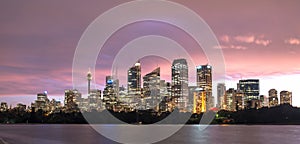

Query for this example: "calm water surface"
[0,125,299,144]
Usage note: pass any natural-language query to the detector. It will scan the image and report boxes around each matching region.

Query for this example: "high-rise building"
[238,79,259,109]
[224,88,236,111]
[217,83,226,108]
[268,89,278,107]
[88,89,102,111]
[280,90,292,105]
[171,59,189,112]
[235,90,244,111]
[49,99,62,113]
[128,61,141,96]
[143,67,160,110]
[64,89,81,112]
[103,76,119,109]
[32,91,50,112]
[196,65,213,109]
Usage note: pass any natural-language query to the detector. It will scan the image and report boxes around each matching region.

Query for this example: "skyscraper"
[143,67,160,110]
[103,76,119,110]
[217,83,226,108]
[171,58,188,112]
[196,65,213,109]
[280,90,292,105]
[268,89,278,107]
[128,61,141,96]
[64,89,81,112]
[32,91,50,112]
[238,79,259,109]
[224,88,236,111]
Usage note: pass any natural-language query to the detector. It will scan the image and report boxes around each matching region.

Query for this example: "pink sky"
[0,0,300,106]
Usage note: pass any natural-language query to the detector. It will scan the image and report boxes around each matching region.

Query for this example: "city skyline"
[1,0,300,107]
[0,61,295,110]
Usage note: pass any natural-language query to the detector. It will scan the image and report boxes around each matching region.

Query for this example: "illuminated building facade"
[196,65,213,109]
[224,88,235,111]
[280,90,292,105]
[128,61,141,96]
[268,89,278,107]
[143,67,160,110]
[32,91,50,112]
[193,88,206,114]
[103,76,119,110]
[171,59,189,112]
[88,89,101,111]
[238,79,259,109]
[64,89,81,112]
[235,90,244,110]
[217,83,226,108]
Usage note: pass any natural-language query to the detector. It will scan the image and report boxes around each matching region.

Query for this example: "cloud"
[255,39,271,46]
[285,38,300,45]
[234,35,255,43]
[220,35,230,43]
[219,34,271,46]
[214,45,247,50]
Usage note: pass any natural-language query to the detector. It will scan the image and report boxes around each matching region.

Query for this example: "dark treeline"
[1,104,300,124]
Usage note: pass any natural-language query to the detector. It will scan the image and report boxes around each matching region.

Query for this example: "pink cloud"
[234,35,255,43]
[285,38,300,45]
[255,39,271,46]
[214,45,247,50]
[220,35,230,43]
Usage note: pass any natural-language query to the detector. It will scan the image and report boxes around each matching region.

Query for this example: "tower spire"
[87,68,92,95]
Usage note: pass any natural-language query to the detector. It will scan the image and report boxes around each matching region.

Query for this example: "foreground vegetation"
[0,104,299,125]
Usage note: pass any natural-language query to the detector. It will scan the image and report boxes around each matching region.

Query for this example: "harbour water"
[0,125,299,144]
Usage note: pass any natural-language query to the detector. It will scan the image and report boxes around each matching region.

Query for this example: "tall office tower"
[171,59,189,112]
[238,79,260,109]
[217,83,226,108]
[103,76,119,101]
[64,89,81,112]
[143,67,160,110]
[224,88,236,111]
[103,76,119,110]
[280,91,292,105]
[87,69,92,95]
[32,91,50,112]
[268,89,278,107]
[196,65,213,109]
[160,80,169,97]
[88,89,101,111]
[235,90,244,111]
[128,61,141,97]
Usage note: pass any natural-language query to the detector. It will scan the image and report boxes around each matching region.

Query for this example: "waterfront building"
[238,79,259,109]
[196,65,214,109]
[171,59,189,112]
[268,89,279,107]
[280,90,292,105]
[217,83,226,108]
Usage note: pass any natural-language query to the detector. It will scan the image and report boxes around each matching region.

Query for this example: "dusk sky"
[1,0,300,106]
